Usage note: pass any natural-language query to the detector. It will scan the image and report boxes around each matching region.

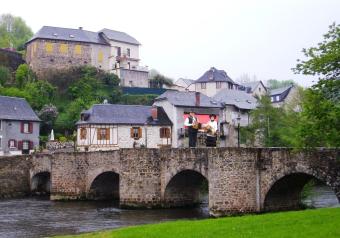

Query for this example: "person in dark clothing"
[184,111,199,147]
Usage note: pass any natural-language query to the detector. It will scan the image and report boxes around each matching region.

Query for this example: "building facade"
[270,84,300,109]
[0,96,40,156]
[76,104,172,151]
[153,91,221,148]
[191,67,239,97]
[25,26,148,87]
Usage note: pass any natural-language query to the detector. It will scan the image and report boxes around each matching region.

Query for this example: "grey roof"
[195,67,237,84]
[213,89,258,110]
[99,28,140,45]
[176,78,195,86]
[270,85,293,96]
[0,96,40,121]
[241,81,267,92]
[26,26,109,45]
[76,104,172,125]
[155,90,221,108]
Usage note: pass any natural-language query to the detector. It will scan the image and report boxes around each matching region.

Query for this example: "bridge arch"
[87,170,120,201]
[263,171,339,212]
[163,169,208,208]
[31,171,51,195]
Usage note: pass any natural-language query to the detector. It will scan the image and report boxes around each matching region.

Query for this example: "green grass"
[56,207,340,238]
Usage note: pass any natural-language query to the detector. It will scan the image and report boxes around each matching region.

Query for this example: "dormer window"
[69,34,75,38]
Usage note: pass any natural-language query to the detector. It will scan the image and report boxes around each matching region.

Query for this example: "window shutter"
[14,140,17,148]
[160,128,163,138]
[20,122,24,133]
[106,128,110,140]
[130,128,134,138]
[166,128,171,138]
[97,128,100,140]
[138,127,142,138]
[29,122,33,133]
[18,141,23,150]
[29,141,34,150]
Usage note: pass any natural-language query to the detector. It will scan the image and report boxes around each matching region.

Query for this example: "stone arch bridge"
[0,148,339,216]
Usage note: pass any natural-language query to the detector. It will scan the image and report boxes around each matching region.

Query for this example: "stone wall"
[0,148,339,217]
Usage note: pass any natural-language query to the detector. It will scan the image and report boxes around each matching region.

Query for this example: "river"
[0,184,338,238]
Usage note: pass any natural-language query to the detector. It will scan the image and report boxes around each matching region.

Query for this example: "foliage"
[292,23,340,148]
[119,94,158,105]
[38,104,59,135]
[15,64,35,88]
[57,208,340,238]
[266,79,295,90]
[0,86,31,101]
[0,65,11,86]
[24,80,56,110]
[149,69,173,88]
[0,14,33,50]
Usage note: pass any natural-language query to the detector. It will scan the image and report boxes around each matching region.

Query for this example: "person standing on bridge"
[205,114,218,147]
[184,111,199,147]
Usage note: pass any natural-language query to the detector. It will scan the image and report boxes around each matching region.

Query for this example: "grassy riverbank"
[57,207,340,238]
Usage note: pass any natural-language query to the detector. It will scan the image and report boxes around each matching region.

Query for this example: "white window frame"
[276,95,280,101]
[9,140,16,148]
[23,122,30,133]
[23,141,30,150]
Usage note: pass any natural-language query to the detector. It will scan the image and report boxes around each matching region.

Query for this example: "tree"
[149,69,173,88]
[15,64,34,88]
[0,14,33,50]
[38,104,59,135]
[0,66,11,86]
[23,80,56,110]
[266,79,295,90]
[292,23,340,147]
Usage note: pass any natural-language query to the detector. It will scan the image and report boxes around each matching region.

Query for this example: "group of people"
[184,111,218,147]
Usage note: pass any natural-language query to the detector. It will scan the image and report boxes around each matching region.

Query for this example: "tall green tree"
[15,64,35,88]
[0,14,33,50]
[293,22,340,147]
[0,66,11,86]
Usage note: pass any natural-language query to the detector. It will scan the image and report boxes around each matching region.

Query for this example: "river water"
[0,184,338,238]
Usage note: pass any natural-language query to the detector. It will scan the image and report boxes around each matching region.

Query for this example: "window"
[80,128,87,140]
[8,139,16,148]
[130,127,142,140]
[201,83,206,89]
[23,141,30,150]
[259,87,261,92]
[276,95,280,101]
[97,128,110,140]
[127,48,130,57]
[98,51,103,63]
[160,128,171,138]
[59,43,68,54]
[228,83,233,89]
[216,82,222,89]
[74,45,82,55]
[271,97,274,102]
[117,47,121,56]
[45,42,53,53]
[21,122,32,134]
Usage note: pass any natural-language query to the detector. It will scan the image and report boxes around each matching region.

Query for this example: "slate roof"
[213,89,258,110]
[0,96,40,121]
[99,28,141,45]
[270,85,293,96]
[241,81,267,93]
[155,90,221,108]
[175,78,195,86]
[195,67,237,84]
[76,104,172,126]
[26,26,109,45]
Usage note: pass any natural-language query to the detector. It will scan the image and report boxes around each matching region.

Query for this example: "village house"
[213,89,257,147]
[153,91,221,148]
[189,67,239,97]
[0,96,40,156]
[25,26,148,87]
[270,84,300,109]
[239,81,267,98]
[173,78,195,91]
[76,104,172,151]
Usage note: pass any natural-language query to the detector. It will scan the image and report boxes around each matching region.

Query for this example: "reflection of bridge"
[1,148,339,216]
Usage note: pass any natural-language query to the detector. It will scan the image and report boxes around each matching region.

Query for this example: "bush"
[0,65,11,86]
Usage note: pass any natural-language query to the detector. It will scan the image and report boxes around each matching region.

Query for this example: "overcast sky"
[2,0,340,87]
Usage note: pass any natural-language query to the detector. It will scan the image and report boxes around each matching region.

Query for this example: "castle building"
[25,26,148,87]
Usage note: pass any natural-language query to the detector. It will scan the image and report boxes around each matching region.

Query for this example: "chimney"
[79,27,83,30]
[151,106,158,121]
[195,92,200,107]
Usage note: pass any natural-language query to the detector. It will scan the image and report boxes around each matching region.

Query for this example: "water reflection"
[0,198,209,238]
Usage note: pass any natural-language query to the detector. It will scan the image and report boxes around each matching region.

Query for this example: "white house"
[153,91,221,148]
[76,104,172,151]
[239,81,267,98]
[213,89,258,147]
[191,67,239,97]
[270,84,300,109]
